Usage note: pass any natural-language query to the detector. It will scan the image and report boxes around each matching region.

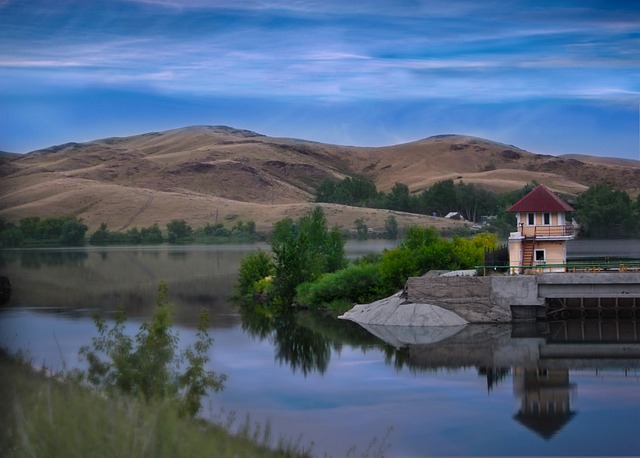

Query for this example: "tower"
[507,185,575,274]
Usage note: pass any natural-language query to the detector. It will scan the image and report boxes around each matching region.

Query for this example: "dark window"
[527,213,535,225]
[543,213,551,225]
[535,250,545,262]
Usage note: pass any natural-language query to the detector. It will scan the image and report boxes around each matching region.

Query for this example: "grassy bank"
[0,349,310,458]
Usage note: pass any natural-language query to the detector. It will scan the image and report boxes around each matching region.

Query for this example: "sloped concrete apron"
[339,291,470,327]
[339,271,513,327]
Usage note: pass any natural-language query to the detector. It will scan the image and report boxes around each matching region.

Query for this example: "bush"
[74,281,226,418]
[236,250,274,299]
[295,262,380,309]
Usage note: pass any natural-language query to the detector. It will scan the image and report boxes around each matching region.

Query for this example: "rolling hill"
[1,125,638,233]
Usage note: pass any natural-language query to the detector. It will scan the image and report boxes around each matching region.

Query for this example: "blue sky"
[1,0,639,159]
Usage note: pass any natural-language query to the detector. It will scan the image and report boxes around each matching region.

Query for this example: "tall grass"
[0,349,312,458]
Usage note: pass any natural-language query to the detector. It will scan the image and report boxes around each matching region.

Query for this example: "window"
[543,212,551,225]
[535,249,546,262]
[527,213,535,225]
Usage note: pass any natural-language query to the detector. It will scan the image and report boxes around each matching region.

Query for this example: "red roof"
[507,185,575,213]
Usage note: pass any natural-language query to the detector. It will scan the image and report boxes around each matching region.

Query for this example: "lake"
[1,240,639,457]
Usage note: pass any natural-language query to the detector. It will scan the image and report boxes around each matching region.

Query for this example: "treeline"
[317,176,527,222]
[0,217,261,248]
[574,184,640,238]
[317,177,640,238]
[0,216,88,247]
[89,219,261,245]
[236,206,498,313]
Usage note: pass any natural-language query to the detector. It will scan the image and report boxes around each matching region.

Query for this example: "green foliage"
[140,223,164,244]
[384,215,399,239]
[4,216,88,246]
[59,218,89,246]
[1,350,311,458]
[376,227,497,296]
[166,219,193,243]
[290,228,498,310]
[451,232,498,269]
[90,223,158,245]
[0,218,23,247]
[236,249,274,299]
[316,176,505,224]
[234,207,348,308]
[354,218,368,239]
[575,184,639,237]
[315,176,379,205]
[295,262,380,309]
[75,281,226,418]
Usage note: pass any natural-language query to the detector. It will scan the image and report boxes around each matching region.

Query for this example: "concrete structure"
[339,271,640,327]
[507,185,575,274]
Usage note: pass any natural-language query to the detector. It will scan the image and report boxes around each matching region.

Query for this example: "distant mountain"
[0,151,20,164]
[1,125,638,232]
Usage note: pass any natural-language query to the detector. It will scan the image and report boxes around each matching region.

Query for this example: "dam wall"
[340,272,640,327]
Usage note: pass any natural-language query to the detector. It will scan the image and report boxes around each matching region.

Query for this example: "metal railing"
[476,260,640,276]
[534,225,574,237]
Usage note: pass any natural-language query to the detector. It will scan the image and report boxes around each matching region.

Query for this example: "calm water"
[1,241,639,457]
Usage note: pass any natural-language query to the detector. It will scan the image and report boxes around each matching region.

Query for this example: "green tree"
[269,207,346,306]
[236,250,273,299]
[140,223,164,244]
[575,184,638,237]
[166,219,193,243]
[384,215,399,239]
[18,217,41,240]
[386,182,411,212]
[417,179,457,216]
[76,281,226,418]
[0,219,23,247]
[89,223,110,245]
[59,218,88,246]
[354,218,368,240]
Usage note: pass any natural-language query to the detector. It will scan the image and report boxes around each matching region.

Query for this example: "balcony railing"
[534,224,574,237]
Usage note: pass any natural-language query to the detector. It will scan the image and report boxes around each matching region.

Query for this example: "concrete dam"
[340,271,640,327]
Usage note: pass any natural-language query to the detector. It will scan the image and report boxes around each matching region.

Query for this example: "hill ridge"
[1,126,638,232]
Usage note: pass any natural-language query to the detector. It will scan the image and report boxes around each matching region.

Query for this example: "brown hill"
[1,125,638,233]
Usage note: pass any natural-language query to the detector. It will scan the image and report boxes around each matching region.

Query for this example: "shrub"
[295,262,380,309]
[236,249,274,299]
[74,281,226,418]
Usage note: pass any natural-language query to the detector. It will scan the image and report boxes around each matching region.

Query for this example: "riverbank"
[0,349,311,458]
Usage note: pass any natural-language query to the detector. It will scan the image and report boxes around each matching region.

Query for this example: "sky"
[1,0,639,160]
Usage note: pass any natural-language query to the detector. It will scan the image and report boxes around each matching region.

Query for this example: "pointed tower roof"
[508,185,574,213]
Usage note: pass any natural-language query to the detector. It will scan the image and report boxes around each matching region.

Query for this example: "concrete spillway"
[339,271,640,327]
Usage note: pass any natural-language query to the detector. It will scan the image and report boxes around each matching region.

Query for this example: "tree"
[166,219,193,243]
[417,179,457,216]
[89,223,110,245]
[269,207,346,306]
[76,281,226,418]
[140,223,164,244]
[237,250,273,299]
[575,185,638,237]
[59,218,88,246]
[354,218,368,240]
[384,215,399,239]
[0,219,23,247]
[386,182,411,212]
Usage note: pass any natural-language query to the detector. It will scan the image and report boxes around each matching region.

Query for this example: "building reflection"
[512,367,576,439]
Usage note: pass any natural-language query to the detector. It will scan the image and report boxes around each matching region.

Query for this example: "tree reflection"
[273,314,331,376]
[239,305,400,376]
[18,250,88,269]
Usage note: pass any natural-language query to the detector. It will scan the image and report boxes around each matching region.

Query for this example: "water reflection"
[2,244,640,455]
[513,367,576,440]
[356,318,639,442]
[240,306,383,376]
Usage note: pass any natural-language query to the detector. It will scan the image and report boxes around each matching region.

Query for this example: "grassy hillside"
[1,126,638,233]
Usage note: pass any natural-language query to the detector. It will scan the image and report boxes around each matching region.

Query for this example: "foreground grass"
[0,349,311,458]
